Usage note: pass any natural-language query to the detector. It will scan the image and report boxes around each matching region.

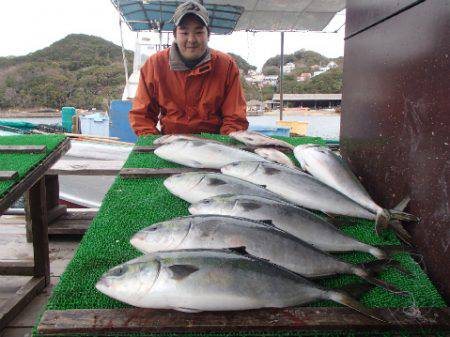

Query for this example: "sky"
[0,0,346,70]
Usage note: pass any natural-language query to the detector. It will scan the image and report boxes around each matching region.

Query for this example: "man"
[129,1,249,136]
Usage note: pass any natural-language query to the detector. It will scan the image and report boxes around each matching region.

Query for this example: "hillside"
[0,34,133,110]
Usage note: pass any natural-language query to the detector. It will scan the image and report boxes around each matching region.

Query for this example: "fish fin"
[356,270,409,296]
[174,307,202,313]
[240,202,262,211]
[206,177,227,186]
[326,290,386,322]
[263,166,282,175]
[375,209,390,236]
[228,246,249,255]
[359,259,413,277]
[167,264,199,280]
[259,219,275,226]
[389,209,420,223]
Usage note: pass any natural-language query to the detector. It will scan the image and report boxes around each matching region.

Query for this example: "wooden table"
[0,138,70,331]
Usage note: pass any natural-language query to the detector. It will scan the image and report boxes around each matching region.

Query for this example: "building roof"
[272,94,342,101]
[112,0,345,34]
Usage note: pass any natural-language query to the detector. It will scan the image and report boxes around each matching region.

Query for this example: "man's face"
[174,15,209,61]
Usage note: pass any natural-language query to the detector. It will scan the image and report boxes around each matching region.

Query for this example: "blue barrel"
[61,107,76,132]
[109,100,136,143]
[248,125,291,137]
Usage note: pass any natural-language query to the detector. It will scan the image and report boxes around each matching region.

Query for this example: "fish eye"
[202,199,212,204]
[110,265,126,277]
[146,226,158,232]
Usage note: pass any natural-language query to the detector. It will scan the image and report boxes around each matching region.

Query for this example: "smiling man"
[129,1,249,136]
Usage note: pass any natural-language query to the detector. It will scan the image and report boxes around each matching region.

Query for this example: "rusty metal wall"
[341,0,450,302]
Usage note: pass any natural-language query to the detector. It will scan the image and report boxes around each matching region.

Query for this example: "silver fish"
[221,161,377,221]
[96,248,383,321]
[294,144,419,234]
[154,139,268,169]
[130,215,403,295]
[229,130,294,149]
[254,148,298,169]
[153,134,219,145]
[163,172,288,203]
[188,194,386,259]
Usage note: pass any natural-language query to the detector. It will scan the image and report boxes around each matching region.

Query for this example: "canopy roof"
[111,0,345,34]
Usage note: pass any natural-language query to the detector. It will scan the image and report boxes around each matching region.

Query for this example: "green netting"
[0,135,67,198]
[34,134,447,337]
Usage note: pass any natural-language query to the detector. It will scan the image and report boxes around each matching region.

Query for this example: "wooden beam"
[120,167,216,178]
[37,307,450,335]
[0,171,18,181]
[0,276,46,331]
[48,218,92,236]
[0,261,34,276]
[0,137,70,215]
[0,145,46,154]
[48,160,123,176]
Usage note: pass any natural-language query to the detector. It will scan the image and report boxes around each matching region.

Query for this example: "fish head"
[164,172,206,198]
[96,258,160,304]
[188,194,236,215]
[154,139,188,157]
[221,161,261,179]
[130,218,192,253]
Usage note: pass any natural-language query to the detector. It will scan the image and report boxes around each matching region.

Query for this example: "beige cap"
[172,1,209,27]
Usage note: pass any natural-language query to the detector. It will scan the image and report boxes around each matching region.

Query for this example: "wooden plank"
[0,261,34,276]
[0,137,70,215]
[47,205,67,224]
[120,167,216,178]
[48,160,123,176]
[48,219,92,236]
[29,178,50,286]
[0,276,45,331]
[37,307,450,335]
[0,171,18,181]
[0,145,46,154]
[133,145,293,153]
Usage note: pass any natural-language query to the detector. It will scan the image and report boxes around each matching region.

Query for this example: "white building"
[283,62,296,74]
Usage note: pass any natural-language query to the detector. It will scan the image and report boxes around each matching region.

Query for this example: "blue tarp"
[111,0,243,34]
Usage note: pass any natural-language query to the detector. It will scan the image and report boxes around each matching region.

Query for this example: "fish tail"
[359,259,413,277]
[389,209,420,223]
[367,246,387,260]
[387,220,413,246]
[374,209,391,236]
[325,290,386,322]
[354,268,409,296]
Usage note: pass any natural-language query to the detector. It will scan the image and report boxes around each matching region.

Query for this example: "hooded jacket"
[129,45,249,135]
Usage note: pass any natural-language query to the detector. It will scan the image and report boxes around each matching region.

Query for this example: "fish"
[293,144,419,235]
[229,130,294,149]
[130,215,404,295]
[254,148,298,169]
[154,139,268,169]
[188,194,387,259]
[163,172,288,203]
[153,134,218,145]
[96,248,384,321]
[221,161,379,221]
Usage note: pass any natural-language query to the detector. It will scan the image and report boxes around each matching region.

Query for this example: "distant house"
[297,72,312,82]
[327,61,338,68]
[311,64,321,70]
[262,75,278,86]
[283,62,296,74]
[272,93,342,109]
[313,70,326,77]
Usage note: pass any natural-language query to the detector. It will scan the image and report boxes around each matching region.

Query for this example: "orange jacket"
[129,47,249,135]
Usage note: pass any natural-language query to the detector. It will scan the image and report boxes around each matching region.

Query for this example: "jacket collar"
[169,42,211,72]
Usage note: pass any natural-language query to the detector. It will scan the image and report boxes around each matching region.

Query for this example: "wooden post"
[28,177,50,286]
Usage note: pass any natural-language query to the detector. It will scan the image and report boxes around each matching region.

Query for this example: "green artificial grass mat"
[34,134,447,337]
[0,134,67,198]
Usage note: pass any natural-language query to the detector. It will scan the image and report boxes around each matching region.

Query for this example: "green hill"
[0,34,133,110]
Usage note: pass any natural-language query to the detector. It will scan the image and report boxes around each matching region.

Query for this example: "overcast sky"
[0,0,346,70]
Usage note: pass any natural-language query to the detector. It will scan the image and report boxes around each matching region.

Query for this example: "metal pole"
[279,32,284,121]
